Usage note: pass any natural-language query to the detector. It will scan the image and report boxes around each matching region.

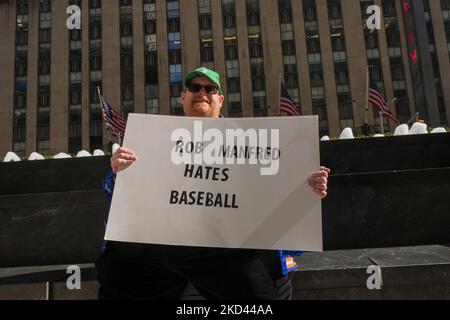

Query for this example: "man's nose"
[197,88,207,96]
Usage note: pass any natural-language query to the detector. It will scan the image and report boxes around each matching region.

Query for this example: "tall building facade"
[1,0,449,156]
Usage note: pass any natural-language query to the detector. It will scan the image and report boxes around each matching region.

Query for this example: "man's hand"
[111,147,138,174]
[308,166,331,199]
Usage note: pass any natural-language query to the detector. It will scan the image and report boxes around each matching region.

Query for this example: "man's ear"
[219,95,225,108]
[181,90,185,101]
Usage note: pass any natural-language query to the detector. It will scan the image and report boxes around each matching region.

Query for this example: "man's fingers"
[314,184,327,193]
[111,152,137,165]
[309,167,330,199]
[308,176,328,189]
[310,167,331,179]
[316,191,327,199]
[308,177,327,187]
[310,171,329,179]
[111,145,137,173]
[112,159,135,174]
[117,153,137,161]
[117,159,134,166]
[312,177,327,184]
[314,187,327,195]
[113,159,131,169]
[115,147,136,157]
[117,147,133,154]
[320,166,331,173]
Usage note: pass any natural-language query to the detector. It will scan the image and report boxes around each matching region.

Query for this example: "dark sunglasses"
[187,83,219,95]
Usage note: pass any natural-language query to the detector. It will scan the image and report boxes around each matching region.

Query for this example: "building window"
[167,1,180,18]
[169,64,182,83]
[89,21,102,39]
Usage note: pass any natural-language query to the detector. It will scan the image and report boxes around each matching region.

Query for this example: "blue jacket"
[103,170,303,275]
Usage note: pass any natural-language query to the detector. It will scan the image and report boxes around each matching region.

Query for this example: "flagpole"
[364,65,370,135]
[97,86,102,102]
[97,86,111,145]
[278,73,282,116]
[368,66,385,135]
[379,111,384,135]
[407,112,420,126]
[365,65,369,125]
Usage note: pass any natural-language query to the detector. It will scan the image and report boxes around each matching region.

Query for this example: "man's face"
[181,76,224,118]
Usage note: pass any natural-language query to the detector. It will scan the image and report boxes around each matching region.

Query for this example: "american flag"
[280,82,300,116]
[369,79,400,124]
[100,95,127,139]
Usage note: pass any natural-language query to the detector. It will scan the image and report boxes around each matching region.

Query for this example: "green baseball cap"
[185,67,222,94]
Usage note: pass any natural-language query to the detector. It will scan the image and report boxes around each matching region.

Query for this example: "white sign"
[105,114,323,252]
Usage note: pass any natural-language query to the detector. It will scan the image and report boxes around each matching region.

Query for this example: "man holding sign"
[97,67,330,300]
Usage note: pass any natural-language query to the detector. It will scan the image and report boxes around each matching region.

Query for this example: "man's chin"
[192,104,210,114]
